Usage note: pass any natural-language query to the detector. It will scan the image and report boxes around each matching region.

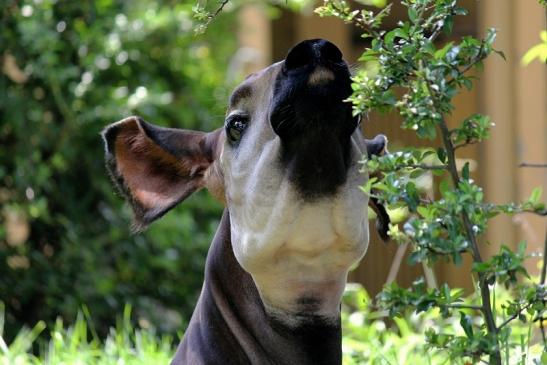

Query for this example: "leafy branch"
[193,0,231,33]
[319,0,546,364]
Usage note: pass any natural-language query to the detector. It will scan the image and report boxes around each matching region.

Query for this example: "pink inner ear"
[114,121,208,212]
[133,183,192,211]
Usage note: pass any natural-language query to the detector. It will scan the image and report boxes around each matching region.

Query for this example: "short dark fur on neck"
[172,210,342,365]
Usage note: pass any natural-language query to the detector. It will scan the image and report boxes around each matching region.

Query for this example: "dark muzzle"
[270,39,357,138]
[269,39,359,200]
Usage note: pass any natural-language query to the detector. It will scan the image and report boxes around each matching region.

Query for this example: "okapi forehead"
[227,62,282,112]
[229,84,252,107]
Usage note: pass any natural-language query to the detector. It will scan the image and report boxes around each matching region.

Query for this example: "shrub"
[316,0,546,363]
[0,0,235,341]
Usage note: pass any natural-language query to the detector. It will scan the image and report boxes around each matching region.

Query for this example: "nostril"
[285,42,314,71]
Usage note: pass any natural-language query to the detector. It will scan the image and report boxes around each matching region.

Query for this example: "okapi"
[103,39,389,365]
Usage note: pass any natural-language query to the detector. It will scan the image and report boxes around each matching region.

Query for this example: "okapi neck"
[172,209,342,365]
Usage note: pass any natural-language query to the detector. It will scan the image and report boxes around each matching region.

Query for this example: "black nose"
[284,39,343,71]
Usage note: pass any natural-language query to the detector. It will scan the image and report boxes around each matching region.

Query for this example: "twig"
[198,0,230,30]
[442,303,482,310]
[428,24,444,43]
[541,230,547,287]
[540,319,546,352]
[424,244,465,256]
[454,140,478,150]
[422,65,501,364]
[519,209,547,217]
[446,43,486,86]
[405,164,448,170]
[426,3,457,43]
[209,0,229,20]
[519,163,547,168]
[497,303,534,330]
[377,164,448,173]
[369,164,447,175]
[386,243,408,285]
[422,261,438,289]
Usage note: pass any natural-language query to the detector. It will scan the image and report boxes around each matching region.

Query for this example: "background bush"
[0,0,236,342]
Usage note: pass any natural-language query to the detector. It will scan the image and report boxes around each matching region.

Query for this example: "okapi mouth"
[269,39,359,200]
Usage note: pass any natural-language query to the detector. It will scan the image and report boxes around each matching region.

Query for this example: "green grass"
[1,286,544,365]
[0,304,174,365]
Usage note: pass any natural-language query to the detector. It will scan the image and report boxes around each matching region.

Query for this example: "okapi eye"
[226,115,248,143]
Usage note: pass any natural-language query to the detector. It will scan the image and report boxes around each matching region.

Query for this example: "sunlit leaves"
[316,0,392,30]
[425,327,497,363]
[323,0,546,362]
[378,278,466,318]
[522,30,547,65]
[472,243,530,288]
[452,114,491,145]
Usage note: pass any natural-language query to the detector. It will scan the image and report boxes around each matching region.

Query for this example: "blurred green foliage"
[0,0,236,341]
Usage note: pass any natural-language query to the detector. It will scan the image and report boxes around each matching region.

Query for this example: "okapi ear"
[365,134,390,242]
[365,134,388,157]
[369,197,390,242]
[102,116,223,231]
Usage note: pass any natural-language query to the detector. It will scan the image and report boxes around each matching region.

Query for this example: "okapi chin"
[102,39,389,365]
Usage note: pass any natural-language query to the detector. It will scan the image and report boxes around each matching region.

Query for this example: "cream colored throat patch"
[308,66,335,86]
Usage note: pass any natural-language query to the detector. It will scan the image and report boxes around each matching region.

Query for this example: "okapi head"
[103,39,388,364]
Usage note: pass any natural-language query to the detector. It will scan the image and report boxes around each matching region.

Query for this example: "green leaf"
[417,205,430,219]
[361,176,378,194]
[405,182,420,212]
[518,240,526,253]
[453,252,462,266]
[384,29,398,47]
[459,313,474,339]
[432,168,445,177]
[454,7,468,16]
[408,250,426,265]
[485,28,497,46]
[359,50,379,62]
[462,162,470,180]
[409,169,425,178]
[442,17,454,36]
[521,30,547,65]
[434,42,454,59]
[494,49,507,61]
[437,147,447,164]
[528,186,542,205]
[354,0,387,8]
[439,180,450,196]
[408,7,418,24]
[462,78,472,91]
